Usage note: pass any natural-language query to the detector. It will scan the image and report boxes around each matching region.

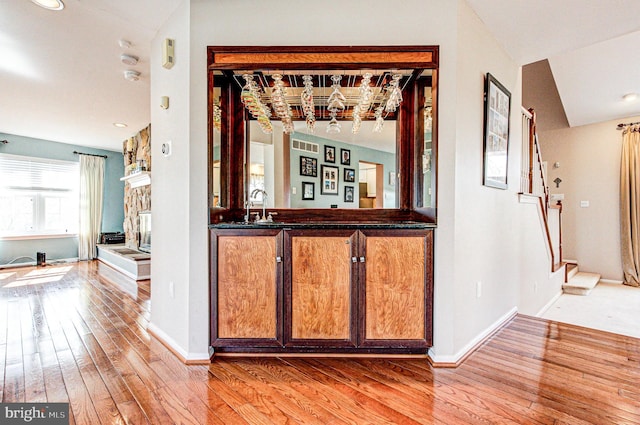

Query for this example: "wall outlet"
[169,281,175,298]
[292,186,296,195]
[476,281,482,298]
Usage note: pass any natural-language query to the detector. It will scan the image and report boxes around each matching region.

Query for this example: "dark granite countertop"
[209,221,436,230]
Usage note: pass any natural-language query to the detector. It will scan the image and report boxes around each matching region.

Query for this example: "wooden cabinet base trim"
[211,346,429,355]
[213,352,429,359]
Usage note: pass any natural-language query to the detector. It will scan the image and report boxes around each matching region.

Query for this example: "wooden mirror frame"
[207,45,439,224]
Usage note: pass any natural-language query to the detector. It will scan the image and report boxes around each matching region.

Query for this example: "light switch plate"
[580,200,589,208]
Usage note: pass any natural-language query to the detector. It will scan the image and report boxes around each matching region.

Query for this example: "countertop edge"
[209,222,436,230]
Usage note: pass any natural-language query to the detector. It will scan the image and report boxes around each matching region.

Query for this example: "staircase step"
[562,272,600,295]
[566,263,579,281]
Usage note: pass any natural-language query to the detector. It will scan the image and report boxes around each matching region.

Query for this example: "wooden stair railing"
[521,107,564,272]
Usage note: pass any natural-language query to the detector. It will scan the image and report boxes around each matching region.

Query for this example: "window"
[0,154,79,238]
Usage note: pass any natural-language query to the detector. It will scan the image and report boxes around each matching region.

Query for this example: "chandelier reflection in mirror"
[230,70,410,135]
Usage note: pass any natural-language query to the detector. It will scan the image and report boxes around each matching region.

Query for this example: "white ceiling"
[1,0,640,153]
[0,0,180,152]
[466,0,640,127]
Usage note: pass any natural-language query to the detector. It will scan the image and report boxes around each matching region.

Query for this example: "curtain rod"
[617,121,640,130]
[73,150,107,158]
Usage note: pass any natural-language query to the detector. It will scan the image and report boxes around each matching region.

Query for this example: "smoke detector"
[124,70,141,81]
[121,54,139,66]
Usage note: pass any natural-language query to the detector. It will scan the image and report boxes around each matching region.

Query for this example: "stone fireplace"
[122,124,151,249]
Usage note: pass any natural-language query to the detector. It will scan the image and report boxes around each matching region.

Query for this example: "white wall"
[189,0,460,360]
[433,1,564,360]
[539,116,634,281]
[149,1,198,357]
[148,0,565,361]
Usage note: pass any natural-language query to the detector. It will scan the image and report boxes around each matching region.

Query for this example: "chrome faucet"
[250,189,268,222]
[244,200,253,223]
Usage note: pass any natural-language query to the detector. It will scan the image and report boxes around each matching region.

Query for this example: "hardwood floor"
[1,262,638,424]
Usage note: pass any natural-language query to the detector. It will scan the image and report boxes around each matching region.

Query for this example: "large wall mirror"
[208,46,438,223]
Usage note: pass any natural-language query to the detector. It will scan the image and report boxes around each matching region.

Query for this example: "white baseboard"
[0,257,79,269]
[600,279,624,285]
[535,290,563,317]
[428,306,517,366]
[147,322,210,364]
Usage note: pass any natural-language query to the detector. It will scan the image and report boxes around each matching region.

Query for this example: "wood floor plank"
[121,373,174,425]
[307,357,516,425]
[292,359,442,423]
[37,338,70,403]
[2,262,640,425]
[280,357,422,424]
[222,358,352,425]
[366,358,554,425]
[55,348,103,425]
[206,362,282,425]
[215,359,330,425]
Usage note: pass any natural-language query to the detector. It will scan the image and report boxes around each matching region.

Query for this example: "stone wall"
[122,124,151,248]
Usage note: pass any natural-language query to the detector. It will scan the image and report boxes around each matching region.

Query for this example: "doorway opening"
[358,161,384,208]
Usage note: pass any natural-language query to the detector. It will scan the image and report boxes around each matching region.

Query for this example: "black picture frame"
[302,181,315,200]
[344,186,354,203]
[340,148,351,165]
[321,165,339,195]
[300,156,318,177]
[482,72,511,189]
[324,145,336,163]
[344,168,356,182]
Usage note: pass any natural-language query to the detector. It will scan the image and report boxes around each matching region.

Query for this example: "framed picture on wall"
[300,156,318,177]
[344,186,354,203]
[324,145,336,163]
[344,168,356,182]
[340,148,351,165]
[321,165,339,195]
[302,181,315,200]
[482,72,511,189]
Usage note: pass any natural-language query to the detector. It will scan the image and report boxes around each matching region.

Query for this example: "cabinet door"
[211,229,283,348]
[285,229,358,348]
[358,229,433,348]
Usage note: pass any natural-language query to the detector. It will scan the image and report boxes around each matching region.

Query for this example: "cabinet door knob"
[359,256,366,263]
[276,256,282,263]
[351,257,357,263]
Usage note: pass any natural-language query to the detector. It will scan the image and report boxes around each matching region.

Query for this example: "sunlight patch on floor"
[1,266,72,288]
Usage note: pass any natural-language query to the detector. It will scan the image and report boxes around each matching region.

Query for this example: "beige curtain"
[78,155,105,260]
[620,126,640,286]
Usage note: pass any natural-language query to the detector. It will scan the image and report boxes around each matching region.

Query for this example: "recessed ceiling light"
[623,93,639,102]
[113,123,128,128]
[31,0,64,11]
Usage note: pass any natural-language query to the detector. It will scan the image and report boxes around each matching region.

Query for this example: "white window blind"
[0,153,79,237]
